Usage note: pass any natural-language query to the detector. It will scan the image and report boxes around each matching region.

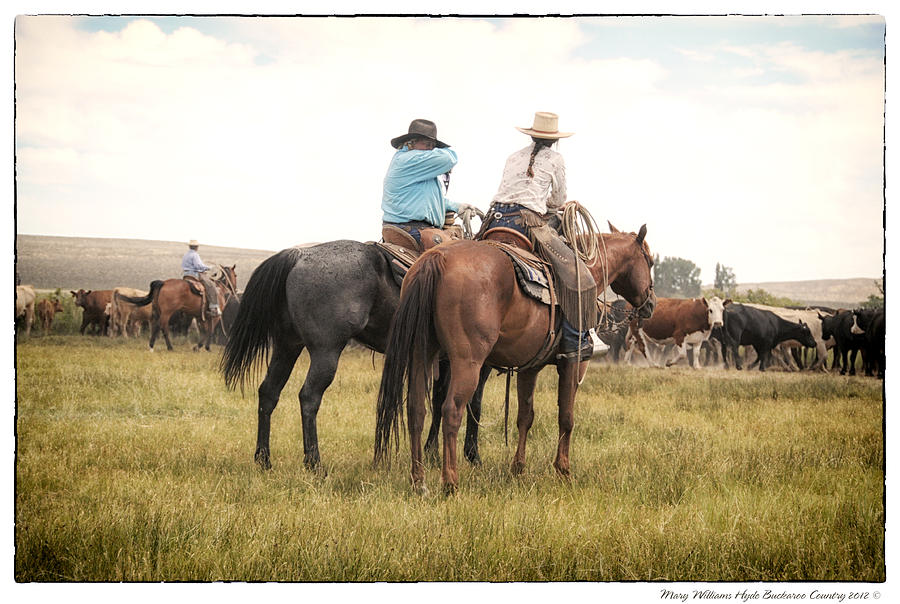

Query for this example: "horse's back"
[284,240,399,348]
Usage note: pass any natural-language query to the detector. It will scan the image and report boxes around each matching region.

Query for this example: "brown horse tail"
[116,281,164,307]
[374,251,445,466]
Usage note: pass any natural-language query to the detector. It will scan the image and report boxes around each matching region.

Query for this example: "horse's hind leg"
[256,339,303,470]
[440,361,484,494]
[299,346,344,471]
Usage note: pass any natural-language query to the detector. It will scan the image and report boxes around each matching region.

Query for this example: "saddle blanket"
[374,240,553,306]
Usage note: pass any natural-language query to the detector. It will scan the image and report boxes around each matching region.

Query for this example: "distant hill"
[707,278,883,310]
[15,234,277,291]
[16,234,883,308]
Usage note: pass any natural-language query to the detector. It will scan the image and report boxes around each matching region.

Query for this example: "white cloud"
[14,15,885,283]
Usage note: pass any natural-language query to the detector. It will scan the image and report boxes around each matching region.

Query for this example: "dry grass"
[15,337,884,582]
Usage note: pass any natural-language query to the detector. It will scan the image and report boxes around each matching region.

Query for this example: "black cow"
[721,302,817,371]
[596,299,631,363]
[853,308,885,378]
[819,310,867,376]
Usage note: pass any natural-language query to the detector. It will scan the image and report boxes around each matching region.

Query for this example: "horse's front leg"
[463,363,491,466]
[511,368,539,475]
[424,357,451,465]
[554,359,588,478]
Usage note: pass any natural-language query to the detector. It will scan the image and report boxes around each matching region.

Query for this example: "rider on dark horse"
[381,119,478,251]
[480,111,597,371]
[182,240,221,317]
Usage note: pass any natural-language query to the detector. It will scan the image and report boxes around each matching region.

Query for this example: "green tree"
[653,255,702,298]
[714,263,737,295]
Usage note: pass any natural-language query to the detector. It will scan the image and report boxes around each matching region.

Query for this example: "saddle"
[377,220,465,286]
[182,275,210,320]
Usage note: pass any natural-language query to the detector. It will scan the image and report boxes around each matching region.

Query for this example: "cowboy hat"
[391,118,449,149]
[188,240,199,247]
[515,111,573,139]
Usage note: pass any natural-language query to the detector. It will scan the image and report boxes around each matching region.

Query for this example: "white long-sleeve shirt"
[491,144,567,215]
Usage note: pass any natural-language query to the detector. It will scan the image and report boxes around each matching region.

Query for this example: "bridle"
[595,233,654,334]
[214,264,238,298]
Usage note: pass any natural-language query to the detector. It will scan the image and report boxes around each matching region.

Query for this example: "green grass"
[15,337,884,581]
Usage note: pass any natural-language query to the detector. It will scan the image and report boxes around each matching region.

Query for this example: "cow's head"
[52,298,64,313]
[70,289,90,307]
[796,320,817,348]
[704,296,726,329]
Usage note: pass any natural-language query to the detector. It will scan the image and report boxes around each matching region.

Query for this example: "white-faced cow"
[721,302,817,371]
[625,296,725,368]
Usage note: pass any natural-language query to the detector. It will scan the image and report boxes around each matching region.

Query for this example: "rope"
[559,202,605,374]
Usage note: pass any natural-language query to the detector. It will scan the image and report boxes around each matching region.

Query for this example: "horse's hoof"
[413,482,429,496]
[254,452,272,471]
[510,461,525,475]
[442,482,458,496]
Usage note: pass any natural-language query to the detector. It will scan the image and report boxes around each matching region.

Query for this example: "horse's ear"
[608,221,620,233]
[636,224,647,245]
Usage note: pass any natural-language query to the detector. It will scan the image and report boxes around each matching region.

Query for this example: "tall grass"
[15,337,884,582]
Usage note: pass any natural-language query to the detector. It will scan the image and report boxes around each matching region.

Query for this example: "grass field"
[14,334,884,583]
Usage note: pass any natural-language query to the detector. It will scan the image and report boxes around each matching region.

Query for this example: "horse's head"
[605,223,655,319]
[215,264,238,293]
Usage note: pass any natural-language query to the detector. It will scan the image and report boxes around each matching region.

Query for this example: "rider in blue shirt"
[382,119,474,246]
[182,240,220,317]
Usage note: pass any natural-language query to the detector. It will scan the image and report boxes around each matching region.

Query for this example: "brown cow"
[15,284,36,336]
[70,289,114,335]
[36,298,64,335]
[625,296,726,368]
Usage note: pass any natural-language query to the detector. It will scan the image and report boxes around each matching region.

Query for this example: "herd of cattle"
[597,295,885,378]
[15,282,884,379]
[13,284,236,341]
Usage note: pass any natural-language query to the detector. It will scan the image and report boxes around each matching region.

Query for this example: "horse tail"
[220,247,303,392]
[374,250,445,466]
[116,281,164,307]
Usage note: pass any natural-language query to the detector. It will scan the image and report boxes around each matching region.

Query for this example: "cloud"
[14,15,885,283]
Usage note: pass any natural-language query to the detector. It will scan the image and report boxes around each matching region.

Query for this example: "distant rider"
[182,240,220,317]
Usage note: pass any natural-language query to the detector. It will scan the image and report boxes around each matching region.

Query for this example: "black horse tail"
[220,247,303,392]
[117,281,164,306]
[374,251,445,466]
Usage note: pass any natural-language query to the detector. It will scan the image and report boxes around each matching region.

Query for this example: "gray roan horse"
[220,240,487,471]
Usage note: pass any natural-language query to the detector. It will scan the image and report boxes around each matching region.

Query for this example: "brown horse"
[119,265,237,351]
[375,224,655,494]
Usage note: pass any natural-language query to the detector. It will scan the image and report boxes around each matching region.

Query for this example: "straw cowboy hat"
[391,118,449,149]
[188,240,199,247]
[516,111,573,139]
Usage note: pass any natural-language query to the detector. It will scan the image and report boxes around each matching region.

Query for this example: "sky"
[12,10,887,286]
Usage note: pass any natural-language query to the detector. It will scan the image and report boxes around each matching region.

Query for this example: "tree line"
[652,256,884,308]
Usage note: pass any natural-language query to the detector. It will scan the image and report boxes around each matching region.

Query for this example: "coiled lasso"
[560,202,611,348]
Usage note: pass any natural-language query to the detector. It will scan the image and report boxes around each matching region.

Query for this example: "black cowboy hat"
[390,118,449,149]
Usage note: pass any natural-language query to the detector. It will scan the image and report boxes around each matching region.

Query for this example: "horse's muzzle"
[639,291,657,319]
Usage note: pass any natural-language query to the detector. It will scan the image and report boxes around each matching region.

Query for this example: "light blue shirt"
[182,249,209,277]
[382,146,459,227]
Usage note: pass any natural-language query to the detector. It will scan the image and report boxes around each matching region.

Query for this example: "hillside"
[16,234,883,308]
[15,234,277,292]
